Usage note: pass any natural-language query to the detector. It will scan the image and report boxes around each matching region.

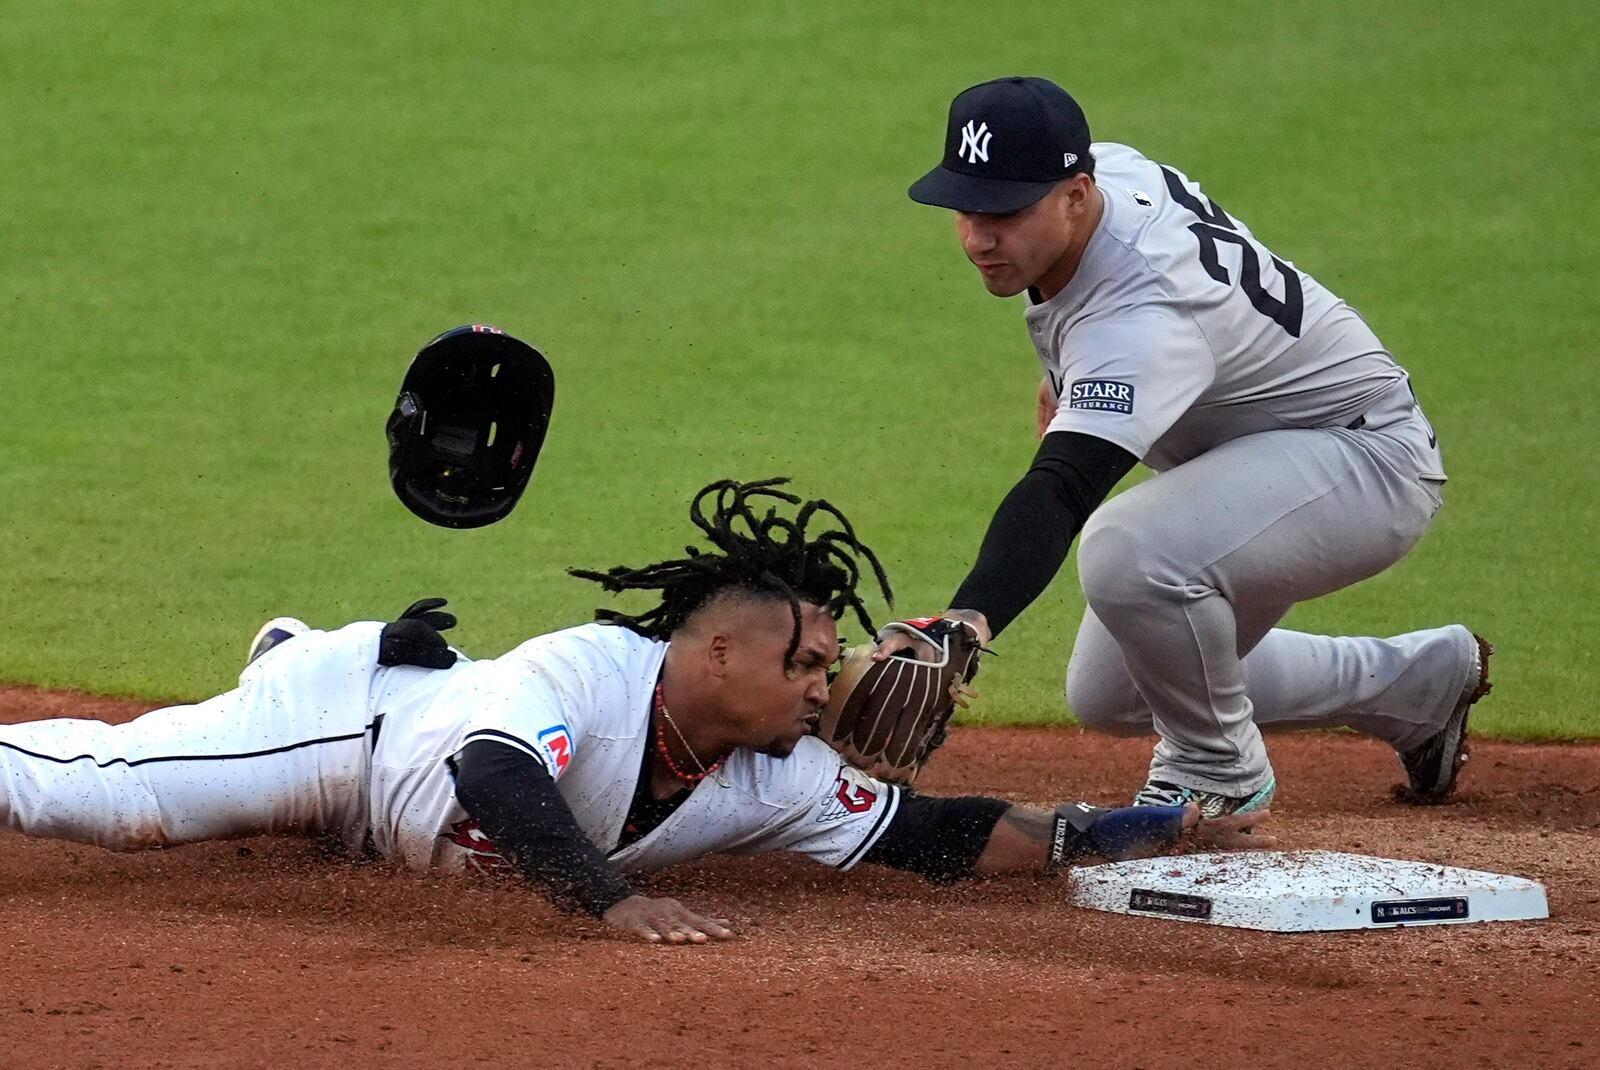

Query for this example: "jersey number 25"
[1161,166,1304,338]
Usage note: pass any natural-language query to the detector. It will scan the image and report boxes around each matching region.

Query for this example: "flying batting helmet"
[386,324,555,529]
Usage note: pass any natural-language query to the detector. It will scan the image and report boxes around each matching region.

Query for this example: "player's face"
[955,177,1097,299]
[723,602,839,759]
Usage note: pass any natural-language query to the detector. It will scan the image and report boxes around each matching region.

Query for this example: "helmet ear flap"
[386,325,555,529]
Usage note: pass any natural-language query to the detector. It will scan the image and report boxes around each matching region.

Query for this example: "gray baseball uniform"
[1034,143,1475,796]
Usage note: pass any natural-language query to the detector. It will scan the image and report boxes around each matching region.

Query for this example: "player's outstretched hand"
[1183,803,1276,850]
[602,895,735,945]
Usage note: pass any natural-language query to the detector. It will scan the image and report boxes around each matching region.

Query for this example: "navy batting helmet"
[385,324,555,529]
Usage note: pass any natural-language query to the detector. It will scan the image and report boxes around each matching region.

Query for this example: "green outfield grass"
[2,1,1595,738]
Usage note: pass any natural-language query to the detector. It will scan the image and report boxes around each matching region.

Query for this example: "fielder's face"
[721,601,839,758]
[956,176,1097,299]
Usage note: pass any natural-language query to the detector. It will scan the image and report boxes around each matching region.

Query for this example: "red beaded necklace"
[653,683,726,785]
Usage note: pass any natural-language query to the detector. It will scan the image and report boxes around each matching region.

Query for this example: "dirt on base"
[1,686,1596,1069]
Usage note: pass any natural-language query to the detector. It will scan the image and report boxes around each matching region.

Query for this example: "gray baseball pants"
[1066,380,1477,797]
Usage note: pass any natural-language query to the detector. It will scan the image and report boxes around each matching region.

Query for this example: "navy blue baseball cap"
[909,77,1092,214]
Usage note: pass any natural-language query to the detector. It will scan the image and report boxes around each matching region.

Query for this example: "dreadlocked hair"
[569,477,893,666]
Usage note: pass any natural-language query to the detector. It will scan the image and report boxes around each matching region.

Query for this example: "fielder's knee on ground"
[1064,656,1151,736]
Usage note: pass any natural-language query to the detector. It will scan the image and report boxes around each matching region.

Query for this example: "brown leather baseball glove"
[816,617,984,784]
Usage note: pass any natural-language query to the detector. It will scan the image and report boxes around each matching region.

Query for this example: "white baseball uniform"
[0,622,902,877]
[1034,143,1476,795]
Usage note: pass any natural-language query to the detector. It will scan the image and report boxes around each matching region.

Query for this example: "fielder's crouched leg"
[1064,607,1160,738]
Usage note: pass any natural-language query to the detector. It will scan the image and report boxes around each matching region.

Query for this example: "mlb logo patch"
[1069,379,1135,414]
[536,724,573,776]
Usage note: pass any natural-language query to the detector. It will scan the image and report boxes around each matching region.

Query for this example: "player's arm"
[449,739,634,913]
[874,431,1135,654]
[946,430,1137,641]
[860,793,1272,882]
[449,740,732,944]
[975,801,1272,874]
[883,310,1214,650]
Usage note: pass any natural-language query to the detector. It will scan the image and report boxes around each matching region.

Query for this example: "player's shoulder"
[502,621,659,668]
[1088,143,1185,241]
[1060,143,1230,325]
[480,621,664,699]
[1091,142,1253,255]
[1091,141,1154,174]
[1031,143,1174,313]
[1088,141,1169,200]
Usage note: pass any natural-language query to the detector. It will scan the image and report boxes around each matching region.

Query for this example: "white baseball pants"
[0,623,386,854]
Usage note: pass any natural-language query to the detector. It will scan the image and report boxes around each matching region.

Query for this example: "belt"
[1343,378,1419,432]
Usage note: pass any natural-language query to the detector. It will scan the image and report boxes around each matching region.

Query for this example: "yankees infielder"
[0,480,1263,945]
[884,77,1491,816]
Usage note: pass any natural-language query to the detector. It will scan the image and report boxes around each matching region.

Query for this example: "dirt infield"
[2,687,1596,1069]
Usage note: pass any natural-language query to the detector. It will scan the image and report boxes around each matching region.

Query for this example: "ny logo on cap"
[958,120,993,164]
